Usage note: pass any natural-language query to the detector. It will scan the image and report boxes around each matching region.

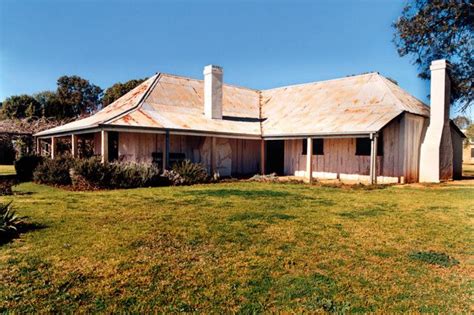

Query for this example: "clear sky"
[0,0,470,118]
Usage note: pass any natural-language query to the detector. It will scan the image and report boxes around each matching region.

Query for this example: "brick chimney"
[419,59,453,182]
[203,65,223,119]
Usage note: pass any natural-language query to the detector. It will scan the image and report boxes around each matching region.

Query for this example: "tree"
[33,91,62,119]
[102,78,146,107]
[0,95,41,119]
[393,0,473,111]
[56,75,103,118]
[453,115,471,130]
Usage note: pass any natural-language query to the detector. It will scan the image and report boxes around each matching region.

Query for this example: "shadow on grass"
[183,188,292,198]
[13,191,35,196]
[0,222,47,246]
[228,211,296,223]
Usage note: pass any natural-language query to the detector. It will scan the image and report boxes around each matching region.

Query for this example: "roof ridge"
[261,72,379,92]
[383,74,430,109]
[375,73,430,114]
[102,74,161,125]
[159,72,260,92]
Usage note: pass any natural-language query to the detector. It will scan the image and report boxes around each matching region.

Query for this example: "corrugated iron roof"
[35,71,430,138]
[35,75,158,136]
[260,73,428,137]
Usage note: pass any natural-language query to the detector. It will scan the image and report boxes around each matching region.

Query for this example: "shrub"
[164,160,209,185]
[14,154,44,181]
[33,156,74,186]
[109,162,163,188]
[0,178,16,196]
[71,157,108,189]
[72,158,164,189]
[0,202,23,238]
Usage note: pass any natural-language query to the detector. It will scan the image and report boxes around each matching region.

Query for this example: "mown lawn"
[0,165,15,175]
[0,181,472,312]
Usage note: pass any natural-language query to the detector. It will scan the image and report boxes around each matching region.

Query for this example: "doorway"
[108,132,119,162]
[266,140,285,175]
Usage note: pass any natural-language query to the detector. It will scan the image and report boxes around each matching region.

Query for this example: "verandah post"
[260,139,266,175]
[164,130,170,170]
[36,137,41,155]
[369,133,378,184]
[50,136,56,159]
[71,134,78,158]
[101,130,108,163]
[210,137,217,175]
[306,137,313,183]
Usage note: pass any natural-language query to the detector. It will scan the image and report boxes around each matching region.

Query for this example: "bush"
[14,155,44,181]
[164,160,209,185]
[72,158,164,189]
[33,156,74,186]
[0,202,23,238]
[0,178,17,196]
[108,162,163,188]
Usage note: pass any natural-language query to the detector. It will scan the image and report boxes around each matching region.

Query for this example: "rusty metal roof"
[260,73,429,137]
[35,75,158,136]
[107,74,262,136]
[35,71,429,138]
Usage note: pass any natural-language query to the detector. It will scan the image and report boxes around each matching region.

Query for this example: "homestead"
[35,60,464,183]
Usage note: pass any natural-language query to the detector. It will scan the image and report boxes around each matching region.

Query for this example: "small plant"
[33,156,74,186]
[249,173,279,182]
[14,155,44,181]
[0,202,23,237]
[409,251,460,267]
[0,178,16,196]
[164,160,209,185]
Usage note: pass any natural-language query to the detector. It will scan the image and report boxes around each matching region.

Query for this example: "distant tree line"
[0,76,145,120]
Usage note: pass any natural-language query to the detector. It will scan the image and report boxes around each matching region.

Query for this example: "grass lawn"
[0,181,472,312]
[0,165,15,175]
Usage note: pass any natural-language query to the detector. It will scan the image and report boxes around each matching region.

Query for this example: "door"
[266,140,285,175]
[108,132,119,162]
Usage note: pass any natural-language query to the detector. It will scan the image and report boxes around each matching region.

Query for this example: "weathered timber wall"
[400,113,427,183]
[283,115,418,183]
[117,132,260,176]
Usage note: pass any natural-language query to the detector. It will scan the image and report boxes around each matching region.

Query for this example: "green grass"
[0,181,472,312]
[0,165,15,175]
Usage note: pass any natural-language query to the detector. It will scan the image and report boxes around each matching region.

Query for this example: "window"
[302,138,324,155]
[152,152,186,167]
[355,135,383,156]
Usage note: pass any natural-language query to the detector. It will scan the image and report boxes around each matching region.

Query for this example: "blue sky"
[0,0,469,118]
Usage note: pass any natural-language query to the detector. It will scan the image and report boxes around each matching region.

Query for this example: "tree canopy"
[0,75,148,121]
[56,75,103,118]
[393,0,473,111]
[102,78,146,107]
[0,95,41,119]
